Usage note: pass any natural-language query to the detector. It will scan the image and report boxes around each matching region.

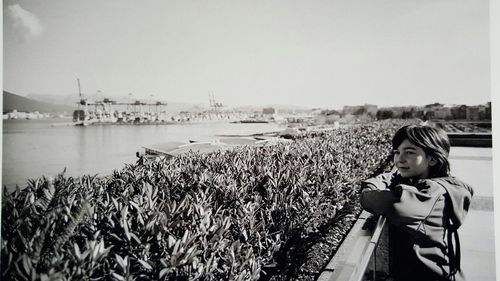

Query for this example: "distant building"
[484,102,492,120]
[376,110,394,120]
[364,104,378,116]
[313,109,341,124]
[451,105,468,120]
[376,106,424,120]
[433,107,452,120]
[315,113,341,124]
[466,107,480,121]
[262,107,276,115]
[311,108,323,115]
[342,105,362,115]
[413,110,425,119]
[382,107,406,118]
[474,103,492,120]
[343,104,378,117]
[342,114,357,122]
[338,102,491,122]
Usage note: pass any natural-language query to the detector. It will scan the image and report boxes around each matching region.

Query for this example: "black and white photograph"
[1,1,496,280]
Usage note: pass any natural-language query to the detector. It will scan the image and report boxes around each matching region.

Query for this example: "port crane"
[72,78,168,123]
[209,92,223,112]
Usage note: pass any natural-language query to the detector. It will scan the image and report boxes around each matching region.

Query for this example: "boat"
[230,120,269,124]
[74,122,89,126]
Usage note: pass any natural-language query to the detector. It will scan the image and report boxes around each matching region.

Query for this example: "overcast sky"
[3,0,491,108]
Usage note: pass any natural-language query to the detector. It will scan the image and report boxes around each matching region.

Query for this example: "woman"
[361,124,473,281]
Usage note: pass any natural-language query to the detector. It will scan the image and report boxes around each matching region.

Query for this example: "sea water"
[2,118,286,190]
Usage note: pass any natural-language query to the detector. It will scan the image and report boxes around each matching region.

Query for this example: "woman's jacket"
[360,171,474,280]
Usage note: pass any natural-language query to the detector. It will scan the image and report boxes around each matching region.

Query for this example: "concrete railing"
[447,133,492,147]
[318,211,388,281]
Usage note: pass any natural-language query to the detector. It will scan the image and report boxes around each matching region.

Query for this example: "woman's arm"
[362,177,448,237]
[360,171,401,216]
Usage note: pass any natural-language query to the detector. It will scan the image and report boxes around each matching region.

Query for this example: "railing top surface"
[318,212,387,281]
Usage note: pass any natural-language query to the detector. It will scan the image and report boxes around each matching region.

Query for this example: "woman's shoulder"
[419,176,474,196]
[422,177,474,227]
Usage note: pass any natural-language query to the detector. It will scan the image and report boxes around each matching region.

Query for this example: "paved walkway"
[460,210,496,281]
[449,147,496,281]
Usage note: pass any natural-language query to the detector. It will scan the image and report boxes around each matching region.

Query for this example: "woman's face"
[393,139,434,179]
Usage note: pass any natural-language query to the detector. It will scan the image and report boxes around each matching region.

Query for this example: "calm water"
[2,118,286,190]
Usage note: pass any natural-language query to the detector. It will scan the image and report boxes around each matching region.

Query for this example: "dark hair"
[392,124,451,178]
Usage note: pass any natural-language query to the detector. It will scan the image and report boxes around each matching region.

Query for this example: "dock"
[140,137,292,159]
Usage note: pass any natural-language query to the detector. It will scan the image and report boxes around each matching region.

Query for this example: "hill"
[3,91,74,114]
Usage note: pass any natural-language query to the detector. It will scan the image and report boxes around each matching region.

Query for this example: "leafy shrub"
[2,120,413,280]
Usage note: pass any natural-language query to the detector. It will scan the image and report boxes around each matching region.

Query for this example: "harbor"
[1,118,288,190]
[71,81,282,126]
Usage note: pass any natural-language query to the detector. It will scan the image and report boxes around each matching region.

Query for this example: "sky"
[3,0,492,108]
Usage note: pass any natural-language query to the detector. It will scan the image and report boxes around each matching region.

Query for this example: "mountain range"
[3,91,202,114]
[3,91,74,114]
